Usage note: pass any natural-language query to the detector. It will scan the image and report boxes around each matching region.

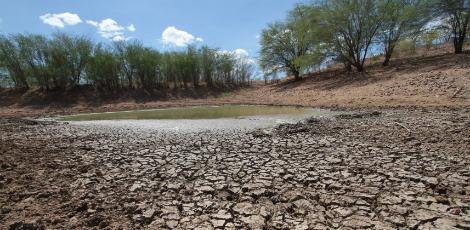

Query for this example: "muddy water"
[60,105,310,121]
[59,105,344,132]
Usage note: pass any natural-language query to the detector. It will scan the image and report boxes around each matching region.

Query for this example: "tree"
[436,0,470,53]
[185,45,200,88]
[134,47,160,88]
[200,46,216,87]
[379,0,431,66]
[215,52,235,85]
[51,33,92,87]
[260,4,325,80]
[45,33,93,88]
[113,40,143,88]
[234,58,254,86]
[0,35,29,88]
[86,44,121,91]
[0,32,253,91]
[14,34,51,89]
[47,39,70,89]
[321,0,385,72]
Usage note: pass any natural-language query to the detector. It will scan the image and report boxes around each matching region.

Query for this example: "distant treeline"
[259,0,470,80]
[0,33,254,90]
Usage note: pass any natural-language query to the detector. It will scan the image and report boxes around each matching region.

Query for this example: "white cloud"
[161,26,203,47]
[86,20,98,27]
[39,12,82,28]
[127,24,136,32]
[112,35,126,41]
[87,18,135,41]
[233,49,249,59]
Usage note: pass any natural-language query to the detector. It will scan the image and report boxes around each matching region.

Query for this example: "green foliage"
[434,0,470,53]
[260,4,326,80]
[0,33,253,91]
[113,40,142,88]
[258,0,458,74]
[321,0,385,72]
[379,0,432,65]
[51,33,93,87]
[86,44,121,91]
[200,46,216,87]
[421,29,440,49]
[14,34,50,89]
[397,39,417,55]
[215,52,235,85]
[134,47,161,88]
[0,33,93,89]
[48,32,93,88]
[0,35,29,88]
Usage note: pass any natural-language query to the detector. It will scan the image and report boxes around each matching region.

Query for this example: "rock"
[342,215,374,229]
[211,210,232,220]
[166,220,179,228]
[142,208,156,223]
[196,185,215,193]
[210,219,225,228]
[75,202,88,212]
[240,215,265,229]
[233,203,256,215]
[147,218,165,228]
[378,195,403,205]
[9,221,44,230]
[333,207,354,218]
[86,215,104,227]
[167,182,182,190]
[408,209,440,228]
[129,182,143,192]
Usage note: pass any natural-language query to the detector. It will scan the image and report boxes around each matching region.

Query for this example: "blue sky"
[0,0,306,62]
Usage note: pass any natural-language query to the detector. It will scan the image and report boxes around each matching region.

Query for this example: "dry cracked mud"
[1,108,469,229]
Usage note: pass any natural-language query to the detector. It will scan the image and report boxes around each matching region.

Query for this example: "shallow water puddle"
[60,105,312,121]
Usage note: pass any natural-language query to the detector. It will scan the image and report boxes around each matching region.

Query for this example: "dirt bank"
[1,108,469,229]
[1,52,469,118]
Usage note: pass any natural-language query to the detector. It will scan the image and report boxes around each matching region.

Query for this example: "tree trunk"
[293,70,301,81]
[383,44,395,66]
[127,74,133,88]
[454,36,464,54]
[355,63,364,72]
[453,16,468,54]
[383,52,392,66]
[344,62,352,72]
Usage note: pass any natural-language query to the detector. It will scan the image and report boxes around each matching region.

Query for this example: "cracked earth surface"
[1,108,469,229]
